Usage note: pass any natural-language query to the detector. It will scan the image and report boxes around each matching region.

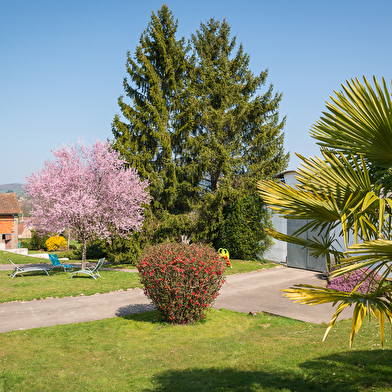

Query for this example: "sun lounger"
[8,258,49,279]
[48,254,73,272]
[70,258,105,280]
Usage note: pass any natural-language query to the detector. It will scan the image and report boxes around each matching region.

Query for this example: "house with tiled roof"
[18,222,32,239]
[0,193,22,250]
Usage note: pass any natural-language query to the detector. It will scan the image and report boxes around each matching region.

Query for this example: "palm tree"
[258,76,392,346]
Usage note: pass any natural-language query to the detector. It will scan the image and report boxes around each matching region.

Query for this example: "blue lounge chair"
[8,258,49,278]
[70,258,105,280]
[48,254,74,272]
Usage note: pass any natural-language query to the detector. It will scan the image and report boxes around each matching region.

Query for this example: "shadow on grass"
[117,310,211,328]
[140,350,392,392]
[299,349,392,389]
[46,269,67,276]
[115,304,155,317]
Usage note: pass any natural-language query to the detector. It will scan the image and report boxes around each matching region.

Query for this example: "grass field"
[0,269,141,303]
[1,250,275,273]
[1,251,391,391]
[0,250,275,303]
[0,251,51,265]
[105,258,276,275]
[0,309,390,391]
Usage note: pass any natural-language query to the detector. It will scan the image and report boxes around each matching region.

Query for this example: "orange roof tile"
[0,193,21,214]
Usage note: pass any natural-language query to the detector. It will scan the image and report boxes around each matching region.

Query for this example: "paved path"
[214,266,352,323]
[0,265,352,333]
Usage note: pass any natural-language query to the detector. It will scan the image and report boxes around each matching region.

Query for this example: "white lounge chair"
[70,258,105,280]
[8,258,49,279]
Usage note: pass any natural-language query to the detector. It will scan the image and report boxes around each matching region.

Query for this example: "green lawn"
[0,251,51,265]
[0,309,390,391]
[104,258,276,275]
[0,270,141,303]
[227,259,276,275]
[2,250,275,274]
[1,252,275,303]
[1,251,390,391]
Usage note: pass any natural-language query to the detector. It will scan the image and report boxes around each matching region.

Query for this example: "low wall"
[4,248,29,256]
[28,253,50,259]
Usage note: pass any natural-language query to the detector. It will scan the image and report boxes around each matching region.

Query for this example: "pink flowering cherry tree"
[25,140,151,269]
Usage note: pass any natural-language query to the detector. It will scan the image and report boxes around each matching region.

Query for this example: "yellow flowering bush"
[45,235,67,252]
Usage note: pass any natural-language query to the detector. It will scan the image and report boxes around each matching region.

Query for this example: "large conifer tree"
[112,9,288,258]
[184,19,289,243]
[112,5,188,218]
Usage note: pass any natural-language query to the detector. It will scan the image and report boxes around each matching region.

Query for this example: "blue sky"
[1,0,391,184]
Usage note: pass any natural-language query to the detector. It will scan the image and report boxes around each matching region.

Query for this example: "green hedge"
[214,193,273,260]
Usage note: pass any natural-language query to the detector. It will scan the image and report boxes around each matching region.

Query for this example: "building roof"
[18,222,26,235]
[274,169,297,179]
[0,193,22,214]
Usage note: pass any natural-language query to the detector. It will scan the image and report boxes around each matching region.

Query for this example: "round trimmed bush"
[137,243,226,324]
[45,235,67,252]
[327,267,380,294]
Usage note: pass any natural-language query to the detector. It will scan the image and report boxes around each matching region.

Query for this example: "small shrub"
[72,241,106,260]
[97,236,142,264]
[56,250,79,260]
[20,240,31,249]
[327,267,380,294]
[45,235,67,252]
[137,243,226,324]
[215,193,273,260]
[29,231,50,251]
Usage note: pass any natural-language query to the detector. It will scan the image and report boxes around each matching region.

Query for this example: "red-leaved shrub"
[137,242,226,324]
[327,267,380,294]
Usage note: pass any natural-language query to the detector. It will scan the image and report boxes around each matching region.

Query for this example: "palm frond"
[258,178,342,223]
[265,76,392,346]
[296,152,372,203]
[310,76,392,170]
[258,151,383,248]
[331,240,392,286]
[282,284,392,346]
[266,228,344,268]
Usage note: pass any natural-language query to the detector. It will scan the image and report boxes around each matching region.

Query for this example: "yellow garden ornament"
[218,248,232,268]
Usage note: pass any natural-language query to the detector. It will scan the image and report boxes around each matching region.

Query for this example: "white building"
[263,170,328,272]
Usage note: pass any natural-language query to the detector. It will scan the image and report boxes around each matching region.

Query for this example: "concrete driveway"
[214,266,353,324]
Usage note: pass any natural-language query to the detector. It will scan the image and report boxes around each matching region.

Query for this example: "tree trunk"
[67,229,70,251]
[82,240,87,270]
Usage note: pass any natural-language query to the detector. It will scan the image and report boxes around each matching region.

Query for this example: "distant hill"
[0,183,25,197]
